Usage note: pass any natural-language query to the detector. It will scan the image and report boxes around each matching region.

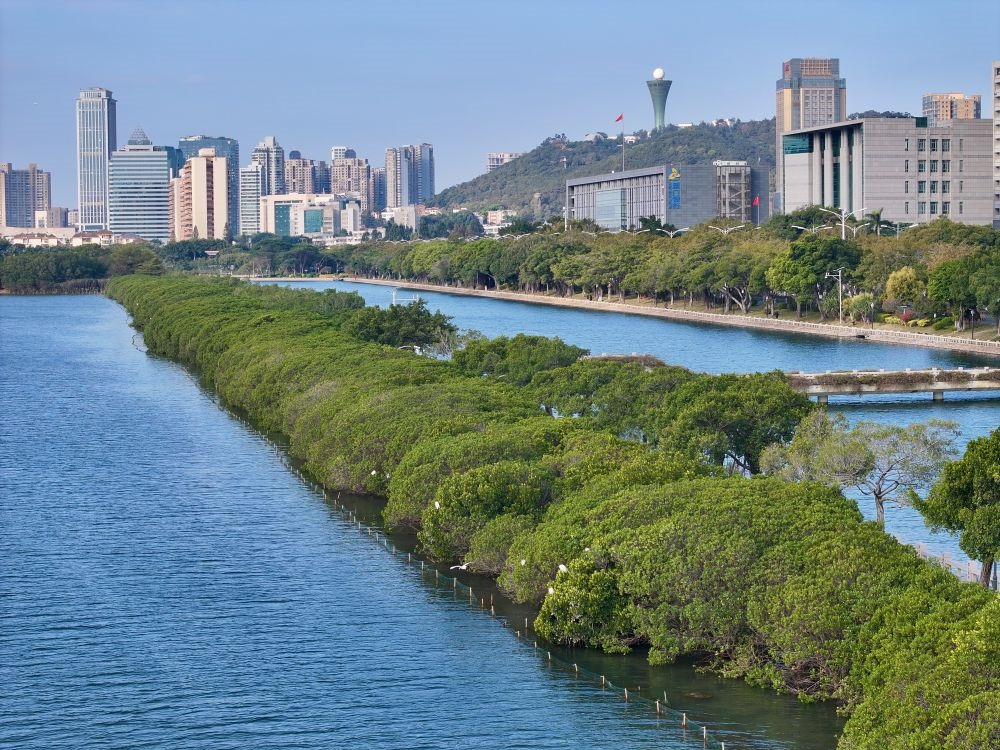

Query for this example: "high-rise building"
[330,146,356,161]
[314,160,331,194]
[331,156,371,213]
[385,144,434,207]
[922,92,981,127]
[239,163,264,236]
[250,136,285,195]
[108,128,176,244]
[486,152,523,173]
[370,167,387,212]
[285,153,316,194]
[774,59,847,211]
[76,87,117,230]
[993,61,1000,229]
[170,148,228,241]
[178,135,240,240]
[35,207,69,229]
[646,67,671,131]
[0,163,50,228]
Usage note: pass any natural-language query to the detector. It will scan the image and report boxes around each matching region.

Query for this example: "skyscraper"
[169,148,228,241]
[370,167,387,213]
[775,58,847,210]
[250,136,285,195]
[330,146,356,161]
[178,135,240,239]
[646,67,671,131]
[331,156,371,213]
[285,152,316,194]
[0,163,50,228]
[240,163,264,236]
[993,61,1000,229]
[76,87,117,230]
[922,92,982,127]
[108,128,175,244]
[385,144,434,207]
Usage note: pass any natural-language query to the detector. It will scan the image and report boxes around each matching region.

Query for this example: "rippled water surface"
[1,295,844,749]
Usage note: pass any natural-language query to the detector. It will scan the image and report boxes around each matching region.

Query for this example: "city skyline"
[1,0,998,208]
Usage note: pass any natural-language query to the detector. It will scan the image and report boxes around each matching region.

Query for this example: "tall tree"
[915,427,1000,586]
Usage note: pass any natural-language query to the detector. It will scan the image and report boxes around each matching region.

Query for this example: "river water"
[282,280,1000,566]
[1,295,845,750]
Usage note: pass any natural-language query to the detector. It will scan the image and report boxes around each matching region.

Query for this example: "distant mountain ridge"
[433,118,776,218]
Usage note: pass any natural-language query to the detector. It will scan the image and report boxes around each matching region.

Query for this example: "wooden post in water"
[682,713,687,728]
[624,688,629,702]
[703,725,707,746]
[655,699,661,714]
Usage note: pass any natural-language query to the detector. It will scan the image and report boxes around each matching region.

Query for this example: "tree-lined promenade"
[107,275,998,749]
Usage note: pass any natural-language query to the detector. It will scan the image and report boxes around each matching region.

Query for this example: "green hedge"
[107,275,998,748]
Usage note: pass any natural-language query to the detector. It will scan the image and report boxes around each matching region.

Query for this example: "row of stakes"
[331,492,731,749]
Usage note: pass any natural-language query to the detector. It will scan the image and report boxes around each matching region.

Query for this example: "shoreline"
[258,275,1000,358]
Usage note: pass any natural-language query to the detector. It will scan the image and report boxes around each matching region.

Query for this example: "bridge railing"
[914,543,998,590]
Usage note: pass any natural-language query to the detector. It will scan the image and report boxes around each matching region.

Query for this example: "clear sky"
[1,0,997,208]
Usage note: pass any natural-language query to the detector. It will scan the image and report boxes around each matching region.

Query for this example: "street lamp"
[665,227,690,238]
[817,206,868,240]
[792,224,832,235]
[825,267,844,324]
[708,224,746,236]
[845,224,868,239]
[870,300,875,330]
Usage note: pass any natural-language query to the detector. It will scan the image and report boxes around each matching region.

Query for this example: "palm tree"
[865,208,891,237]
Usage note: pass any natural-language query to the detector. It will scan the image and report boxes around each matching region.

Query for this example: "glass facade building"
[108,131,174,244]
[76,88,117,230]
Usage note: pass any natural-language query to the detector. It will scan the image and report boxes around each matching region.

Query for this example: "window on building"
[931,181,939,194]
[905,201,910,215]
[942,160,950,173]
[918,202,927,215]
[941,180,950,193]
[904,138,910,151]
[959,201,963,214]
[918,181,927,193]
[930,202,938,215]
[904,159,910,172]
[918,160,927,172]
[931,160,939,173]
[958,160,963,172]
[904,181,909,193]
[941,139,951,152]
[959,139,963,151]
[959,180,963,192]
[942,202,950,214]
[930,139,938,152]
[917,139,927,152]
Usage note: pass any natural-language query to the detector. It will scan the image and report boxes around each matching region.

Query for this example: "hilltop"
[433,118,776,217]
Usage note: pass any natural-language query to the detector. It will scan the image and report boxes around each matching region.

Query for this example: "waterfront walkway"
[787,367,1000,402]
[328,277,1000,358]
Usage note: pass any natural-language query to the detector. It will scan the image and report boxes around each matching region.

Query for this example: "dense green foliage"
[0,244,162,293]
[431,120,777,216]
[107,275,997,747]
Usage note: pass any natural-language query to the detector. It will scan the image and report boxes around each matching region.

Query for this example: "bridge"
[785,367,1000,403]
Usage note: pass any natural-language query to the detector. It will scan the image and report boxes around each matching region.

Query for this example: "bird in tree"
[915,426,1000,587]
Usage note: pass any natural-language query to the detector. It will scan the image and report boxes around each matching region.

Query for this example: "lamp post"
[825,267,844,324]
[665,227,690,238]
[845,224,868,239]
[870,300,875,330]
[817,206,868,240]
[708,224,745,237]
[792,224,832,235]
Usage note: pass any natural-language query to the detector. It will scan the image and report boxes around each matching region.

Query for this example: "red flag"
[615,113,624,122]
[752,194,760,206]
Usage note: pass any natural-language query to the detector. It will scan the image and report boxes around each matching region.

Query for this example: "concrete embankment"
[296,276,1000,358]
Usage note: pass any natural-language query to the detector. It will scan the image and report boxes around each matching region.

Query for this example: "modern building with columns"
[781,117,993,226]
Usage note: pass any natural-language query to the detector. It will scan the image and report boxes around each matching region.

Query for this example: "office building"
[646,67,671,131]
[385,144,434,207]
[331,156,371,213]
[250,136,285,195]
[370,167,387,212]
[258,193,344,236]
[993,61,1000,228]
[178,135,239,239]
[774,59,847,211]
[239,163,264,236]
[487,152,523,173]
[314,161,331,194]
[285,152,316,194]
[35,207,69,229]
[330,146,355,161]
[0,163,50,228]
[923,92,981,127]
[76,87,117,230]
[781,117,993,226]
[170,148,229,241]
[107,128,176,244]
[566,161,769,231]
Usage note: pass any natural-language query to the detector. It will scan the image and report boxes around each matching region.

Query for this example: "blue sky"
[1,0,998,208]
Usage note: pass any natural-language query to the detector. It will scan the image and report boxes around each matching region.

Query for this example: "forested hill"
[433,118,776,217]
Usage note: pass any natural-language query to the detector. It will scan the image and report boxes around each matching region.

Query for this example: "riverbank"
[279,276,1000,357]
